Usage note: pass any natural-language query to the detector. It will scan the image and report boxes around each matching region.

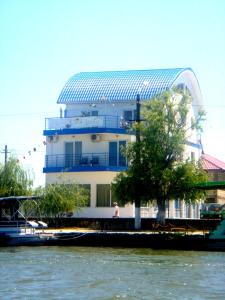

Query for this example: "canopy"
[195,181,225,190]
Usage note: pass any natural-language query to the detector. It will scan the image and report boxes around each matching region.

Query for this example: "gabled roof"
[202,153,225,171]
[57,68,193,104]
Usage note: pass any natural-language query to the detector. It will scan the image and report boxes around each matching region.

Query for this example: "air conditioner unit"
[48,136,54,142]
[48,135,59,143]
[91,134,101,142]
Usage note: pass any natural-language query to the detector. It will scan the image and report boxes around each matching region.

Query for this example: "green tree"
[0,157,33,196]
[34,182,89,224]
[113,88,208,227]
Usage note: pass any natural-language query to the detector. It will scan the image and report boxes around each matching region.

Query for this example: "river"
[0,247,224,299]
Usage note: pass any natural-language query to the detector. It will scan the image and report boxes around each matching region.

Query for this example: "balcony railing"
[45,115,132,131]
[44,152,128,171]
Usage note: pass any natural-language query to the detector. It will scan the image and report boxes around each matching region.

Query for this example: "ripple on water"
[0,247,224,299]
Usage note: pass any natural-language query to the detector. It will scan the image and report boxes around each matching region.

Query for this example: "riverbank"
[41,217,220,232]
[1,227,224,251]
[33,226,224,251]
[1,218,224,250]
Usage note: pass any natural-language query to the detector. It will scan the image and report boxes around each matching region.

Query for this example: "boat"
[207,218,225,250]
[0,196,50,246]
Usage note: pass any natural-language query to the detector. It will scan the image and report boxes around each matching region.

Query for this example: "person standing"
[113,202,120,218]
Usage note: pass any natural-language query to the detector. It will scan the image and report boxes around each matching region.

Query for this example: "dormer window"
[123,110,133,121]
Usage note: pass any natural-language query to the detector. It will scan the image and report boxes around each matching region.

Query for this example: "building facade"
[43,68,203,218]
[202,153,225,204]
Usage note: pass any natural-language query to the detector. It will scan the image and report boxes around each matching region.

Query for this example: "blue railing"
[44,152,128,171]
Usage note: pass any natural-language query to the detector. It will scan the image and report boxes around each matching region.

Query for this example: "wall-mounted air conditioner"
[91,134,101,142]
[48,135,59,143]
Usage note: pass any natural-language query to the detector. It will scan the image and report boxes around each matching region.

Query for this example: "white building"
[43,68,203,219]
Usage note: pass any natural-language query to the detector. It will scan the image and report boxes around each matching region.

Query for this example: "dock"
[34,227,224,251]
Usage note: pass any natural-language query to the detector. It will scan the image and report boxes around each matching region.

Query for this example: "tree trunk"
[156,199,166,225]
[134,199,141,230]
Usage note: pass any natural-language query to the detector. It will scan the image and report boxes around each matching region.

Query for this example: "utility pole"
[134,93,142,230]
[134,81,149,230]
[1,145,10,165]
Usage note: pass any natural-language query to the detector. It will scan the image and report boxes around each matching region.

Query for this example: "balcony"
[44,115,132,136]
[43,152,128,173]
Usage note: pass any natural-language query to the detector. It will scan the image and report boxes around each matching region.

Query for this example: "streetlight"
[134,80,149,230]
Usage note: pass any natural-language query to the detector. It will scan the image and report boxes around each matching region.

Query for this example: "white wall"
[46,171,134,218]
[65,102,137,118]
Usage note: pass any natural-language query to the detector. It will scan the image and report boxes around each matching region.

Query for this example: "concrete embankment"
[35,218,224,251]
[48,230,207,250]
[42,217,220,232]
[36,226,224,251]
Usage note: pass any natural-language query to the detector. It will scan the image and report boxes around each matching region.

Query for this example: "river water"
[0,246,224,300]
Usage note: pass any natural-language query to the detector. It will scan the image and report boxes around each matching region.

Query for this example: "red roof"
[202,154,225,171]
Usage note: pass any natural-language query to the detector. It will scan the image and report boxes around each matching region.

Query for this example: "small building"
[43,68,203,219]
[202,153,225,204]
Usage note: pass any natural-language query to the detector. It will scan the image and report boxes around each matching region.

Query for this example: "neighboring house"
[202,153,225,204]
[43,68,203,219]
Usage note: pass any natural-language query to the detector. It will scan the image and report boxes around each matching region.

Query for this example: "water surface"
[0,247,224,299]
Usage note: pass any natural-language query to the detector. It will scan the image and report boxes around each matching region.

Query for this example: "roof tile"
[57,68,191,104]
[202,154,225,170]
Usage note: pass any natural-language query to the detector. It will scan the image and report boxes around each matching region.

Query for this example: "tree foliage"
[0,157,33,196]
[113,88,208,225]
[34,182,89,222]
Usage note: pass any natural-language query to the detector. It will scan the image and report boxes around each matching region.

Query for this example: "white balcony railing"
[45,115,127,131]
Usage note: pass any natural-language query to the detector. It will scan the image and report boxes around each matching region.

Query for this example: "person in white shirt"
[113,202,120,218]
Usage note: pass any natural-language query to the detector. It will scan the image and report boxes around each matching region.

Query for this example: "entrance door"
[109,142,117,166]
[65,142,73,167]
[75,141,82,165]
[119,141,126,166]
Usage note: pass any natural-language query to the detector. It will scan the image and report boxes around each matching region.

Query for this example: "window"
[119,141,126,166]
[96,184,120,207]
[175,199,180,209]
[75,141,82,165]
[65,142,73,167]
[123,110,133,121]
[109,142,117,166]
[177,83,185,91]
[96,184,110,207]
[79,184,91,206]
[109,140,127,167]
[91,111,98,116]
[65,141,82,167]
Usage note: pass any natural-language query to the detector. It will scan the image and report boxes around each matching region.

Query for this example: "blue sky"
[0,0,225,187]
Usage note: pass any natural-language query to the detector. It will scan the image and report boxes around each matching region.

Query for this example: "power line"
[0,104,225,118]
[0,111,57,118]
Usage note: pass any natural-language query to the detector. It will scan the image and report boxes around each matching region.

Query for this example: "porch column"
[180,200,185,218]
[91,184,97,208]
[168,200,175,218]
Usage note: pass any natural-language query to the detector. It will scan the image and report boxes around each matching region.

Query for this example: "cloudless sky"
[0,0,225,187]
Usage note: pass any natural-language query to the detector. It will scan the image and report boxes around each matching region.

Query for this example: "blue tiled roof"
[57,68,191,103]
